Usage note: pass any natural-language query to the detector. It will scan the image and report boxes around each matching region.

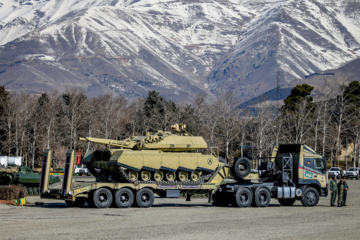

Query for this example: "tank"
[0,166,61,195]
[81,124,223,183]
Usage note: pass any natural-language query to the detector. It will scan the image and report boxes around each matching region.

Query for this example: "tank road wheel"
[178,171,189,182]
[254,188,271,207]
[166,171,176,181]
[136,188,154,208]
[301,187,319,207]
[232,188,252,208]
[190,171,201,182]
[278,199,296,206]
[93,188,113,208]
[233,157,251,180]
[141,171,151,181]
[153,171,164,181]
[128,171,139,181]
[115,188,134,208]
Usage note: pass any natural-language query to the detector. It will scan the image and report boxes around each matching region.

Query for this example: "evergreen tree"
[281,84,314,113]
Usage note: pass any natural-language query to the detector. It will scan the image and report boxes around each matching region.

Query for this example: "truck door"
[303,157,326,186]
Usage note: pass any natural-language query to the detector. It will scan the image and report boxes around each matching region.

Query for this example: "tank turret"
[80,124,208,152]
[80,124,222,183]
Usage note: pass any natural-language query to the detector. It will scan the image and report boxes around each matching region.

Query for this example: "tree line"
[0,80,360,170]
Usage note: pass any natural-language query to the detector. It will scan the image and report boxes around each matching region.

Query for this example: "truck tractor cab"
[268,144,327,196]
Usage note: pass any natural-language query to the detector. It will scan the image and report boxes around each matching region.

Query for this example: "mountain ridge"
[0,0,359,102]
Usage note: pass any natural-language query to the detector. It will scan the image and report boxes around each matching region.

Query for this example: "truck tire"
[254,187,271,207]
[278,198,295,206]
[232,188,252,208]
[115,188,134,208]
[136,188,154,208]
[93,188,113,208]
[301,187,319,207]
[233,157,251,180]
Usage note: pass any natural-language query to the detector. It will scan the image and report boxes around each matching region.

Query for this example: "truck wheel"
[301,187,319,207]
[254,188,271,207]
[93,188,113,208]
[233,157,251,180]
[278,198,295,206]
[232,188,252,208]
[115,188,134,208]
[136,188,154,208]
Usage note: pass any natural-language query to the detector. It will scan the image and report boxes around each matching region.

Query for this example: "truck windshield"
[314,158,325,170]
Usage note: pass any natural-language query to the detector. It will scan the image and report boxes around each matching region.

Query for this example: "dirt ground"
[0,179,359,240]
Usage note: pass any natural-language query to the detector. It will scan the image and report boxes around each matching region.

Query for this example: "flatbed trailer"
[40,149,234,208]
[40,143,328,208]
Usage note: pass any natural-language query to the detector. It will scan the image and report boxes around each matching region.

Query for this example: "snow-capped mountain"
[0,0,359,102]
[206,0,360,99]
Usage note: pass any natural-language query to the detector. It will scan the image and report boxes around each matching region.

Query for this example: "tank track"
[114,165,212,184]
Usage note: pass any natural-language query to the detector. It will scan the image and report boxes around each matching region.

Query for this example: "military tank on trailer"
[80,124,251,184]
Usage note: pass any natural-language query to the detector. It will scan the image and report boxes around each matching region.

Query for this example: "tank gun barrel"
[79,137,137,149]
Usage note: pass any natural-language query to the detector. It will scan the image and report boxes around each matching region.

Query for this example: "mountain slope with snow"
[206,0,360,99]
[0,0,359,101]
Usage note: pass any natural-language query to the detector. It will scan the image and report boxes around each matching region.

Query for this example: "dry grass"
[0,185,26,200]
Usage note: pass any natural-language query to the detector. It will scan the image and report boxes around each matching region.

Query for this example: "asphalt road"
[1,179,359,240]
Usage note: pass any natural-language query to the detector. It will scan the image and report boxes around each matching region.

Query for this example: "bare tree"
[215,91,242,160]
[57,89,88,150]
[332,82,357,166]
[253,102,276,158]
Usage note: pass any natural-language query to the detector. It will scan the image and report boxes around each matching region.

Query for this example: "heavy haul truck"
[40,125,328,208]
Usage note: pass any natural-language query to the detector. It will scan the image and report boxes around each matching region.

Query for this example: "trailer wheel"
[136,188,154,208]
[232,188,252,208]
[115,188,134,208]
[254,188,271,207]
[278,198,295,206]
[301,187,319,207]
[233,157,251,180]
[93,188,113,208]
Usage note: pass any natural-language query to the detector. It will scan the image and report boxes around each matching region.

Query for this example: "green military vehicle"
[0,165,60,195]
[40,125,328,208]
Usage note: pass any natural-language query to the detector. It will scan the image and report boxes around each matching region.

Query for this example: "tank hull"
[83,149,220,183]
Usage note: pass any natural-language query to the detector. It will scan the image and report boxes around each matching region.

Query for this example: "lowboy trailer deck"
[40,143,328,208]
